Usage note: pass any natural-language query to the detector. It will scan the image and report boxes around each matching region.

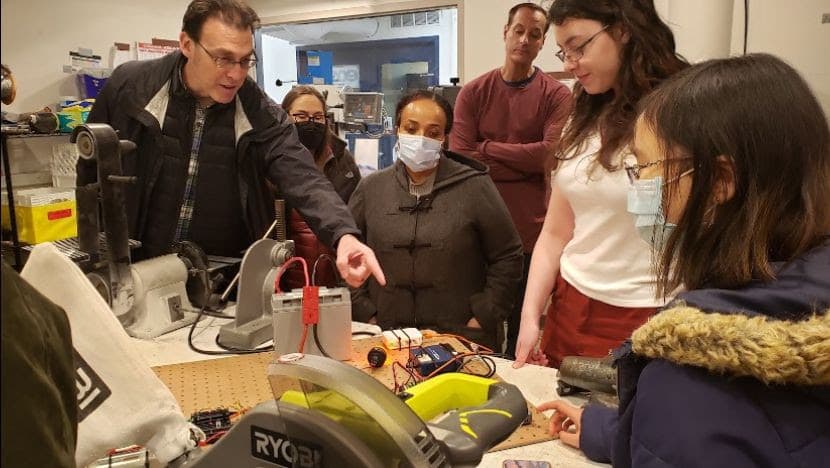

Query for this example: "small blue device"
[409,344,458,377]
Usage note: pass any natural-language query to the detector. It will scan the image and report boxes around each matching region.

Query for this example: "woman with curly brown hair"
[514,0,688,367]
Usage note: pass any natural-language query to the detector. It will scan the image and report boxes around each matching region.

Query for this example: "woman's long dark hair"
[549,0,687,170]
[639,54,830,296]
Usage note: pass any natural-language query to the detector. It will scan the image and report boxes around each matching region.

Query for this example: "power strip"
[382,328,423,350]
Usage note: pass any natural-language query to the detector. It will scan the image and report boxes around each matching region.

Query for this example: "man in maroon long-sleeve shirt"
[450,2,572,357]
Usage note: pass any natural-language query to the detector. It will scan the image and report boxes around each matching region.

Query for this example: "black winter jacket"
[78,52,359,259]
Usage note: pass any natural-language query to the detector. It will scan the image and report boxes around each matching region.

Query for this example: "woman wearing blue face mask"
[348,90,524,350]
[626,163,694,251]
[537,54,830,467]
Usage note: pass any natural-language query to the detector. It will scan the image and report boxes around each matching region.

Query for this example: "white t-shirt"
[554,134,668,307]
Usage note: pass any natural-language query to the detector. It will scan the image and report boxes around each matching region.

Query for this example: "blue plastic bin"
[80,74,107,99]
[77,69,111,99]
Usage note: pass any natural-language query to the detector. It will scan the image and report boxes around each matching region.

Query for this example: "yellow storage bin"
[1,187,77,244]
[57,107,90,133]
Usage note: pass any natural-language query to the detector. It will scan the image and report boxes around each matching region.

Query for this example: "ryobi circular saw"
[174,353,528,468]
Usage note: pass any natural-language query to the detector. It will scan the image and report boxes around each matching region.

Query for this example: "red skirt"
[540,274,658,368]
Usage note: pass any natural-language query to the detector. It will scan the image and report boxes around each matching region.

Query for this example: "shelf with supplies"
[1,130,79,269]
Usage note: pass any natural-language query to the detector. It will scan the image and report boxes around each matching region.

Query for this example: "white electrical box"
[271,287,352,360]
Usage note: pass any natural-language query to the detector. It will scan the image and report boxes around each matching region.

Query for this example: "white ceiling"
[262,17,382,45]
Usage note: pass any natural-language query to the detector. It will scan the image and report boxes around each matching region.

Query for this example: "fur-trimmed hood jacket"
[581,243,830,467]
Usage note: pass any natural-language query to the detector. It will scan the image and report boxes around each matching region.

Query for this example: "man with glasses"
[79,0,385,289]
[449,2,572,357]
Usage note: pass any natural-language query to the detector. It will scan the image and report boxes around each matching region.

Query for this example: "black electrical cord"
[481,355,497,377]
[311,254,338,286]
[459,354,497,378]
[214,333,273,354]
[312,324,331,358]
[186,277,272,355]
[351,331,379,337]
[187,303,272,355]
[201,308,234,319]
[743,0,749,55]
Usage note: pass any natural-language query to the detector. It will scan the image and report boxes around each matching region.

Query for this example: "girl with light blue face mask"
[626,161,694,251]
[531,54,830,466]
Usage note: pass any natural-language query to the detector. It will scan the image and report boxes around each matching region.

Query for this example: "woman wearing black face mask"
[279,86,361,289]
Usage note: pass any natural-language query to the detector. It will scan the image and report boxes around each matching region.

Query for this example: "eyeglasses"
[625,158,662,183]
[195,41,257,70]
[291,113,327,124]
[625,158,694,184]
[555,25,609,63]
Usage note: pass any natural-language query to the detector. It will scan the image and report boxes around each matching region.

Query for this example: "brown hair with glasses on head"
[549,0,687,171]
[638,53,830,297]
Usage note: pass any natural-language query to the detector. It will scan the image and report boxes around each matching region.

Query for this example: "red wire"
[392,360,420,392]
[106,445,143,456]
[199,431,227,446]
[273,256,310,293]
[298,324,309,353]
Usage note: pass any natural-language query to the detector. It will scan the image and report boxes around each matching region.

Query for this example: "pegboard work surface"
[151,335,554,451]
[152,352,273,416]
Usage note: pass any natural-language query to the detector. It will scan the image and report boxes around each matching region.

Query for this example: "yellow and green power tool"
[179,353,528,468]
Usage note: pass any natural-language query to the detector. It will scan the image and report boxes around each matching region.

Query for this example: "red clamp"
[302,286,320,325]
